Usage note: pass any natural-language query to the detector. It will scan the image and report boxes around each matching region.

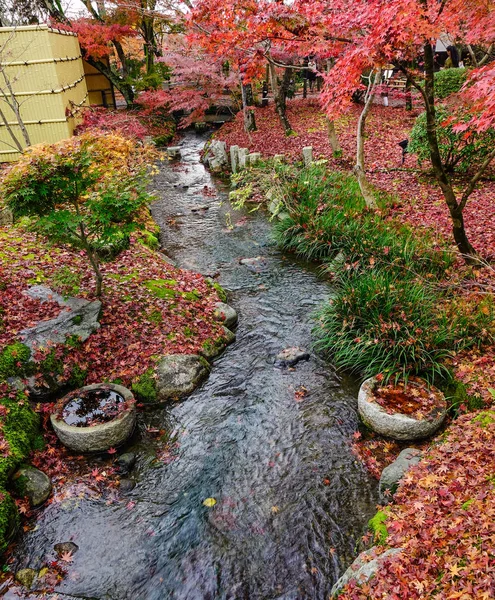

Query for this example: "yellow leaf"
[203,497,216,507]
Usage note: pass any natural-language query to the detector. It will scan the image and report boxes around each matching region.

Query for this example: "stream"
[7,132,378,600]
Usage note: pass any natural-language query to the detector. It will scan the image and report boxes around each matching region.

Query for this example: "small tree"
[2,132,155,297]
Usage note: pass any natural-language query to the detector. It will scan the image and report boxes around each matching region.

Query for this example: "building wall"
[83,59,116,108]
[0,25,89,162]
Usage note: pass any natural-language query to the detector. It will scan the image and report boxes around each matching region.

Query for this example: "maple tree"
[292,0,495,260]
[1,132,157,296]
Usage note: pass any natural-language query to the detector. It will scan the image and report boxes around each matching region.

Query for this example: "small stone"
[379,448,422,503]
[302,146,313,166]
[230,145,239,173]
[119,478,136,493]
[221,326,236,345]
[213,302,238,329]
[167,146,181,159]
[273,154,285,164]
[248,152,261,166]
[115,452,136,475]
[13,466,52,507]
[239,256,266,272]
[275,347,310,368]
[155,354,210,401]
[54,541,79,557]
[15,568,37,589]
[238,148,249,169]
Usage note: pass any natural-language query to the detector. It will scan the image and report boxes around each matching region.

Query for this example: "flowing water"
[6,133,378,600]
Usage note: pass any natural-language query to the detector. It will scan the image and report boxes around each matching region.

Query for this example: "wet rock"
[0,207,13,226]
[358,377,447,441]
[331,547,402,598]
[221,326,236,345]
[54,541,79,557]
[119,478,136,493]
[115,452,137,475]
[50,384,136,453]
[200,327,236,360]
[239,256,267,272]
[13,466,52,507]
[167,146,181,159]
[379,448,422,503]
[15,568,37,589]
[203,140,228,171]
[214,302,238,329]
[20,285,101,353]
[191,205,210,212]
[155,354,210,401]
[275,347,310,368]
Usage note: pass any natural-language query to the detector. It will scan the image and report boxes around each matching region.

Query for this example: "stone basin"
[358,376,447,441]
[51,383,136,453]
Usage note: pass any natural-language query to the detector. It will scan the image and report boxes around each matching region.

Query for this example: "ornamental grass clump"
[273,164,453,278]
[315,270,494,381]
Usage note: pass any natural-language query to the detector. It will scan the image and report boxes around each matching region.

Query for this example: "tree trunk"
[327,119,341,155]
[354,69,381,209]
[269,62,292,135]
[241,78,256,132]
[422,43,476,259]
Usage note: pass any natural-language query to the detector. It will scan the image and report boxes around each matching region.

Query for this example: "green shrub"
[434,68,468,100]
[409,105,495,173]
[0,343,31,382]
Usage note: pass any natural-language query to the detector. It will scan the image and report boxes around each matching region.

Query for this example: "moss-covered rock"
[0,392,40,553]
[0,343,31,380]
[132,369,158,403]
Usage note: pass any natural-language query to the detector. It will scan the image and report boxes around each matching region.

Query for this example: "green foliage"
[0,491,18,555]
[144,279,179,299]
[265,162,493,382]
[69,363,88,388]
[444,379,484,415]
[131,369,157,403]
[409,105,495,173]
[434,68,468,100]
[368,510,388,544]
[1,133,155,296]
[0,343,31,381]
[272,164,452,277]
[52,266,82,298]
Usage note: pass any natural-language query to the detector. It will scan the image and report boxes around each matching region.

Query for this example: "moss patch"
[0,343,31,380]
[144,279,179,299]
[368,510,388,545]
[131,369,158,403]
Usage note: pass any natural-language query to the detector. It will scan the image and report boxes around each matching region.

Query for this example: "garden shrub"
[434,67,468,100]
[409,105,495,173]
[1,132,157,296]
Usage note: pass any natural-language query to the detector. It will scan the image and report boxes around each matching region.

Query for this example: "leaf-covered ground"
[217,98,495,260]
[0,224,224,388]
[339,410,495,599]
[217,98,495,404]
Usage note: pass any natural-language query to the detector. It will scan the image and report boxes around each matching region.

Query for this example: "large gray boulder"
[331,547,402,597]
[358,377,447,441]
[155,354,210,401]
[214,302,238,329]
[13,466,52,507]
[50,384,136,453]
[20,286,101,352]
[379,448,422,503]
